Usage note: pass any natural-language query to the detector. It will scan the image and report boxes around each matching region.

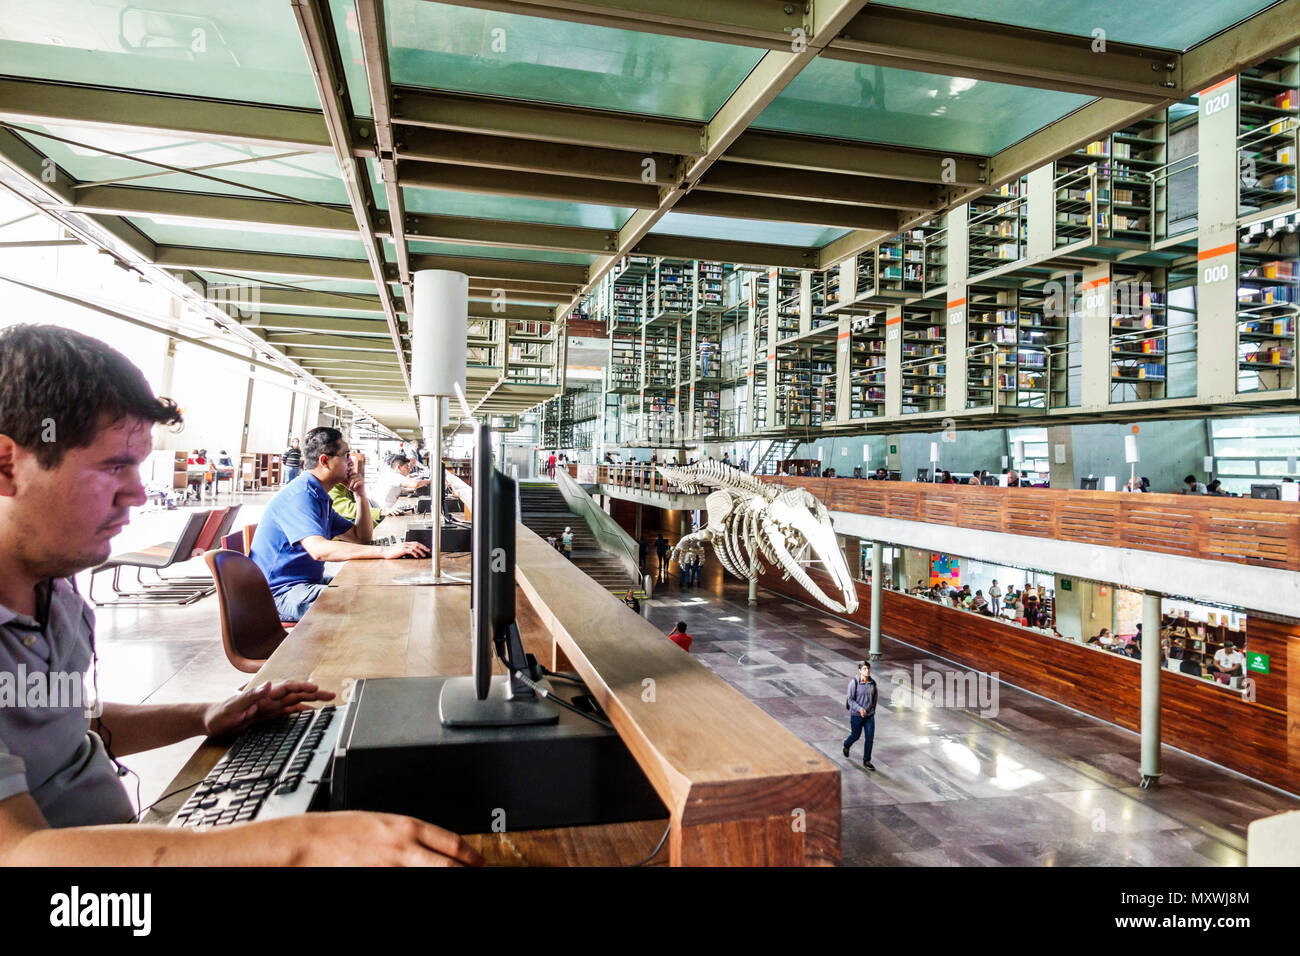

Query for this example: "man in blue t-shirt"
[252,427,428,621]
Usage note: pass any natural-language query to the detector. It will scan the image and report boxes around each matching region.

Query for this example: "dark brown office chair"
[204,549,291,673]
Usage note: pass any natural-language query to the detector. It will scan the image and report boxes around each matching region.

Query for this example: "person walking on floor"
[561,526,574,559]
[654,533,670,584]
[547,452,557,480]
[843,661,878,771]
[988,579,1002,616]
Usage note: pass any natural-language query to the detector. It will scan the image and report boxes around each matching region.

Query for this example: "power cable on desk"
[511,670,614,730]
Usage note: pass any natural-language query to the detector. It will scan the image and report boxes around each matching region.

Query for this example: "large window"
[1007,426,1051,477]
[1210,414,1300,493]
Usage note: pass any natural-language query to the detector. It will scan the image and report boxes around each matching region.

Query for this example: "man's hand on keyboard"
[203,680,336,739]
[382,540,429,560]
[277,811,484,866]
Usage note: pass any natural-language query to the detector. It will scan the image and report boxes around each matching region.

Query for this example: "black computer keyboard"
[170,703,348,829]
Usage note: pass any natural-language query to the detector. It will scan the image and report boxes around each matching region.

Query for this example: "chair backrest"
[220,530,245,554]
[167,511,212,564]
[212,504,242,543]
[204,549,288,673]
[192,507,229,557]
[242,523,258,556]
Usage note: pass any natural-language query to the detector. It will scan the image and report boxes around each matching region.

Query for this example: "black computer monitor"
[916,468,931,482]
[1080,477,1099,491]
[439,423,557,727]
[1251,484,1281,500]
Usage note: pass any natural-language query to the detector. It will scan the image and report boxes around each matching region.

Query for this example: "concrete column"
[1047,424,1074,489]
[944,206,969,412]
[1140,590,1163,787]
[764,268,778,428]
[239,355,256,454]
[635,502,642,540]
[884,305,903,417]
[1080,262,1111,411]
[834,314,852,425]
[1196,77,1241,403]
[155,337,177,451]
[870,540,883,660]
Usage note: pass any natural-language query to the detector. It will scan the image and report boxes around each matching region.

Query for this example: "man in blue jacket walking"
[843,661,878,770]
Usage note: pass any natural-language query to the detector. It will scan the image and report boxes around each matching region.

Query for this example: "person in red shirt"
[667,621,692,652]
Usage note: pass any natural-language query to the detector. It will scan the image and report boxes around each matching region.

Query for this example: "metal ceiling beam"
[468,304,557,323]
[249,315,396,335]
[235,288,384,313]
[283,346,406,364]
[355,0,415,308]
[68,185,359,235]
[290,0,411,395]
[696,161,943,210]
[561,0,871,320]
[726,131,986,187]
[155,246,374,281]
[0,77,333,152]
[632,234,817,269]
[434,0,800,47]
[826,7,1178,102]
[396,128,678,183]
[674,191,901,231]
[405,214,617,255]
[392,87,704,156]
[407,254,588,287]
[400,161,659,208]
[265,332,395,350]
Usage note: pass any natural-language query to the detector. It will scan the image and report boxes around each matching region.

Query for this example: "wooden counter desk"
[151,494,840,865]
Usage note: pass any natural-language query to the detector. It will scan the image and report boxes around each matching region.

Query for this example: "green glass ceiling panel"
[197,273,378,295]
[330,0,373,118]
[403,239,594,267]
[0,0,320,107]
[880,1,1276,52]
[15,124,348,204]
[397,184,634,231]
[132,218,367,259]
[753,60,1094,155]
[384,0,763,120]
[653,213,848,248]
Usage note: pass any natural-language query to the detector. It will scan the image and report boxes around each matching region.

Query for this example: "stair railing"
[554,466,642,588]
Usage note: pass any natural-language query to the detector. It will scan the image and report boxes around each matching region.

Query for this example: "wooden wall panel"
[758,565,1299,795]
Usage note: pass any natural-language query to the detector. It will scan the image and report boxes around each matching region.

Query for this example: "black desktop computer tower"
[329,677,668,834]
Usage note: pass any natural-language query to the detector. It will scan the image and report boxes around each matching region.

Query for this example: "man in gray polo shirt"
[0,325,480,867]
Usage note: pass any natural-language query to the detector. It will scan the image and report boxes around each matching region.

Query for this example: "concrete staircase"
[518,482,643,598]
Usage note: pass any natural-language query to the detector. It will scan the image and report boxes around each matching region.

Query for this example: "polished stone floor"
[88,504,1298,864]
[643,566,1300,867]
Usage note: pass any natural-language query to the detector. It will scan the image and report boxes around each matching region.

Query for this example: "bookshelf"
[1237,217,1299,393]
[1053,114,1163,248]
[1237,49,1298,218]
[966,285,1018,408]
[849,312,886,418]
[775,269,802,339]
[1160,607,1247,676]
[901,304,944,413]
[653,258,692,318]
[1110,266,1168,402]
[171,451,189,491]
[968,179,1026,278]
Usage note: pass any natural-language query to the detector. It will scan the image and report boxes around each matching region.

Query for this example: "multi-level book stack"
[968,179,1026,277]
[1110,266,1168,401]
[1237,219,1298,393]
[1238,49,1298,217]
[902,305,944,412]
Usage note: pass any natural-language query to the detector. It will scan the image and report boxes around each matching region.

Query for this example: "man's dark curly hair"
[0,324,182,468]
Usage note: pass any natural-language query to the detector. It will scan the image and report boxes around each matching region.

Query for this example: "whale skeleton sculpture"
[656,460,859,614]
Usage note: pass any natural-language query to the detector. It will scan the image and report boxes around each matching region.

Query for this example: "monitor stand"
[438,674,559,726]
[391,570,468,586]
